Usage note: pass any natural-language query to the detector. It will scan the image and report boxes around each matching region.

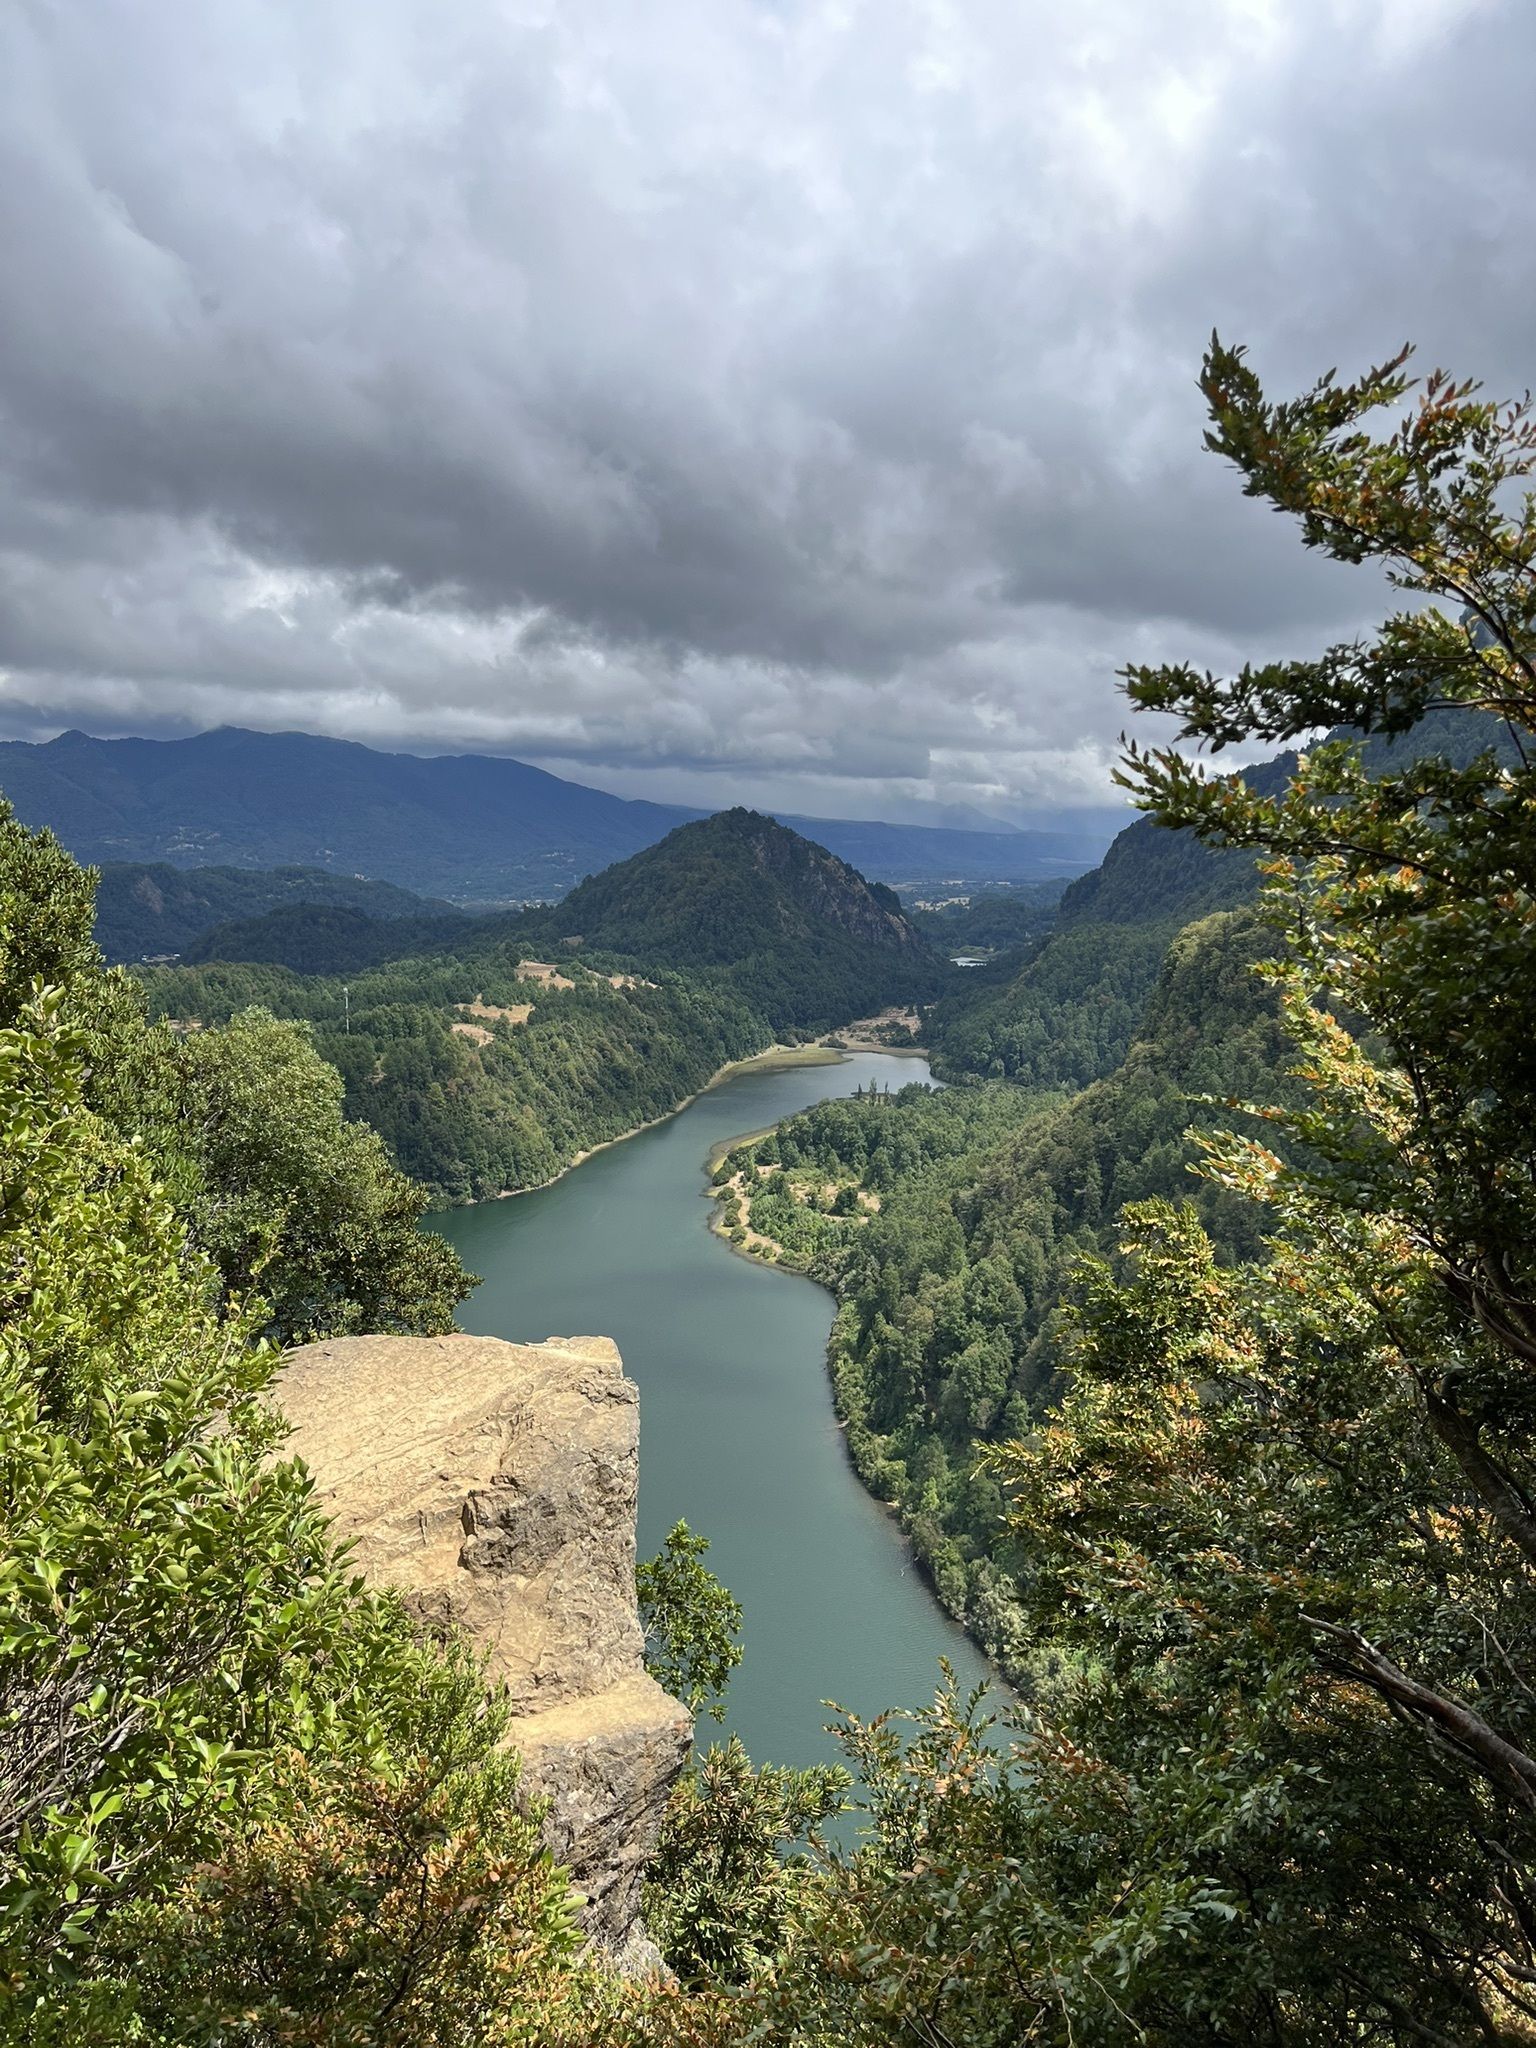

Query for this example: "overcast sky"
[1,0,1531,826]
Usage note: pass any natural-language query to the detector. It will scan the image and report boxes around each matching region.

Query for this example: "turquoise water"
[427,1051,995,1776]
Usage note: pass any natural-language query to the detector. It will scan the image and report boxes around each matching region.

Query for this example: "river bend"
[429,1051,992,1774]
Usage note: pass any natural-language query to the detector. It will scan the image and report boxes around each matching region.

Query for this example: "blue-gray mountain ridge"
[0,726,1117,903]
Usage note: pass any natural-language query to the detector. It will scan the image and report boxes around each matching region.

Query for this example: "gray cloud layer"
[2,0,1533,819]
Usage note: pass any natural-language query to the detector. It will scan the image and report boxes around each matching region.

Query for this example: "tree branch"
[1421,1383,1536,1573]
[1302,1614,1536,1805]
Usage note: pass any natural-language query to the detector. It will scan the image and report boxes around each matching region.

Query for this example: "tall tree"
[1120,339,1536,1762]
[726,345,1536,2043]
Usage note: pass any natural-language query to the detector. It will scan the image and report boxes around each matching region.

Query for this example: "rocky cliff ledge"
[278,1331,691,1968]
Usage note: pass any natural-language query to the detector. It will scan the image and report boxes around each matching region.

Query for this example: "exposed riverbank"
[820,1006,925,1053]
[704,1142,877,1265]
[489,1042,847,1201]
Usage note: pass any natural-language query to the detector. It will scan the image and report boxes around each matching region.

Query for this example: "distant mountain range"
[0,727,1115,901]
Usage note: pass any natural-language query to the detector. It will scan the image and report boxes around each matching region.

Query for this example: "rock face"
[278,1331,691,1965]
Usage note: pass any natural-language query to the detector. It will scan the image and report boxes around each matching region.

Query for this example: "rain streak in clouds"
[1,0,1532,823]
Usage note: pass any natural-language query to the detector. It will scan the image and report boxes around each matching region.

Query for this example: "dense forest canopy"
[715,341,1536,2041]
[141,810,947,1200]
[178,899,476,973]
[92,860,461,963]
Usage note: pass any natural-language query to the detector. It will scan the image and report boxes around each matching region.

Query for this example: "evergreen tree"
[713,342,1536,2041]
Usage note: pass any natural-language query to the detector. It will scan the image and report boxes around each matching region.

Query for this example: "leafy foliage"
[642,1738,847,1991]
[920,709,1504,1095]
[114,1665,587,2048]
[0,991,578,2042]
[173,1007,472,1340]
[0,805,471,1342]
[634,1530,847,1994]
[637,1522,743,1722]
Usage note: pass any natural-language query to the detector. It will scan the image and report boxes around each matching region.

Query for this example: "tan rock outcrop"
[278,1331,691,1965]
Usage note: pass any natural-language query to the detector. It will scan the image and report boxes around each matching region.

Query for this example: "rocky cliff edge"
[278,1331,691,1968]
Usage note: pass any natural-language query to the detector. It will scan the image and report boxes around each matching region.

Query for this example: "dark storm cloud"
[1,0,1532,815]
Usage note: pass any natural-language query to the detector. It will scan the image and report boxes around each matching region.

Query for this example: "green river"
[428,1049,994,1777]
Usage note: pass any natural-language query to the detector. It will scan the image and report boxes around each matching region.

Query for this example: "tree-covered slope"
[725,905,1300,1674]
[180,899,476,973]
[143,948,767,1204]
[540,808,946,1032]
[924,918,1181,1088]
[923,710,1517,1090]
[920,759,1285,1086]
[545,807,925,958]
[907,881,1066,955]
[93,860,460,962]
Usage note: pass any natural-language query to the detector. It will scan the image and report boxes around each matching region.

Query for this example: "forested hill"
[548,809,925,962]
[924,709,1519,1089]
[94,861,462,963]
[919,746,1303,1087]
[175,809,946,996]
[537,809,944,1030]
[142,814,948,1199]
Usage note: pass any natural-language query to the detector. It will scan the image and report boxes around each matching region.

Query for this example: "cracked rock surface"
[279,1331,691,1965]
